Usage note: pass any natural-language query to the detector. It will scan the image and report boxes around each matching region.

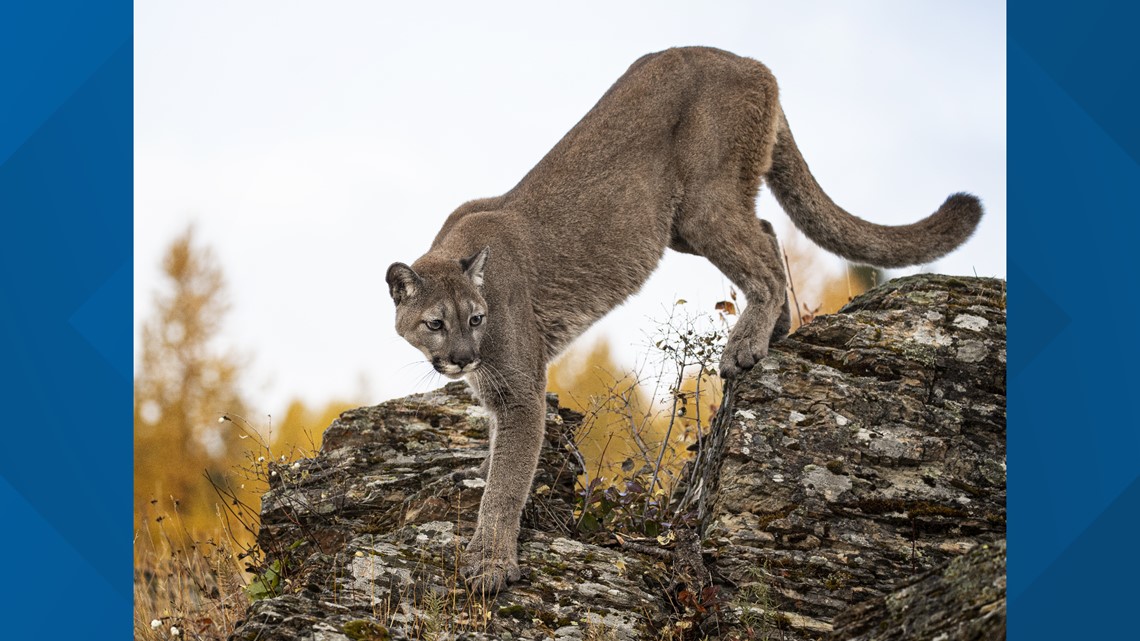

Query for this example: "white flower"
[170,626,181,636]
[150,619,161,629]
[257,456,266,463]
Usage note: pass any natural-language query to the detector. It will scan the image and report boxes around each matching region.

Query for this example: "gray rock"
[831,540,1006,640]
[689,274,1005,640]
[230,274,1005,641]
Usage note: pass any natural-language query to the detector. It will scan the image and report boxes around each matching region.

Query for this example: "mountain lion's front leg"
[462,375,546,594]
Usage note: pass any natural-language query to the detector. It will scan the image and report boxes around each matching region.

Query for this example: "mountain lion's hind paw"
[719,337,768,380]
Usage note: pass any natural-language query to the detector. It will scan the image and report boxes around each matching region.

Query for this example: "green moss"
[497,604,529,620]
[760,555,799,570]
[983,511,1006,526]
[825,460,845,475]
[542,560,569,575]
[342,619,390,641]
[894,341,936,366]
[855,498,901,514]
[950,478,986,496]
[909,503,969,518]
[534,609,560,626]
[823,570,853,591]
[756,505,796,528]
[856,498,968,519]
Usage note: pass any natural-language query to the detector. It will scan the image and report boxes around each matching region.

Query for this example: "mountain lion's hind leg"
[761,220,792,342]
[673,203,788,380]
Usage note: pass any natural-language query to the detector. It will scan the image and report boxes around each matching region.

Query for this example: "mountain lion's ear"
[386,262,421,304]
[459,247,490,288]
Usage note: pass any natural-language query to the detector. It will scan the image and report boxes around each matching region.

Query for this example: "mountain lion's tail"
[765,110,983,268]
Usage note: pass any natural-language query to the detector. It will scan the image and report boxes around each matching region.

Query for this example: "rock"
[230,274,1006,641]
[831,540,1006,640]
[231,384,670,640]
[689,275,1006,640]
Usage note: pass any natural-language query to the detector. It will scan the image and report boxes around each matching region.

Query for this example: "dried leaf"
[715,300,737,315]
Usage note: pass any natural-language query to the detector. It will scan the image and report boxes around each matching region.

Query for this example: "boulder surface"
[230,274,1006,641]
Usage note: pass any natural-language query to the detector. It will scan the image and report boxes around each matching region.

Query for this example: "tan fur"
[386,46,982,593]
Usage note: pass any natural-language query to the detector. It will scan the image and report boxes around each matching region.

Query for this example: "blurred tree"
[134,226,250,536]
[549,340,655,483]
[780,227,884,329]
[549,337,719,490]
[270,398,357,458]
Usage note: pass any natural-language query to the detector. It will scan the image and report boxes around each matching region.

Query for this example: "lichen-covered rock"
[231,384,672,641]
[230,274,1006,641]
[691,274,1006,640]
[236,524,667,641]
[831,539,1006,640]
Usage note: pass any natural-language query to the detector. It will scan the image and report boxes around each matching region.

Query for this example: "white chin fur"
[456,364,482,379]
[436,361,479,380]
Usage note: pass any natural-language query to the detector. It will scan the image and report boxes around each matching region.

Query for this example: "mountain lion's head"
[386,247,490,379]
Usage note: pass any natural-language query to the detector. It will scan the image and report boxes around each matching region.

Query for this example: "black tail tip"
[942,192,984,228]
[944,192,984,215]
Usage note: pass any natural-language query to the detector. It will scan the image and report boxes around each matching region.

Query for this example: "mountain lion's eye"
[470,314,484,327]
[425,319,443,331]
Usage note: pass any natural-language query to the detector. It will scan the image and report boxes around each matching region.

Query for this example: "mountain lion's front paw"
[450,466,486,485]
[461,541,519,596]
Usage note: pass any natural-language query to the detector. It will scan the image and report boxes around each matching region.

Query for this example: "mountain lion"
[386,47,982,593]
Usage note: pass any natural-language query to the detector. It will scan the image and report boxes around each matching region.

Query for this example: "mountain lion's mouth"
[434,361,480,379]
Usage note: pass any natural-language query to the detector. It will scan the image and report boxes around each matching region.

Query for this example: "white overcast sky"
[135,1,1006,415]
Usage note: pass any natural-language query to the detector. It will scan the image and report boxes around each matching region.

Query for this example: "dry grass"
[133,443,506,640]
[134,500,249,641]
[134,416,278,641]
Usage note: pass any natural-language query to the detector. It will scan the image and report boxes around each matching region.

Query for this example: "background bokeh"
[135,1,1006,417]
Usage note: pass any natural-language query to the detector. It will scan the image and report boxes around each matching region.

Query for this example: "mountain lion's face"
[386,248,490,379]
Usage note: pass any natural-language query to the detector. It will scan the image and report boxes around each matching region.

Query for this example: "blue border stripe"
[1009,0,1140,638]
[0,2,132,637]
